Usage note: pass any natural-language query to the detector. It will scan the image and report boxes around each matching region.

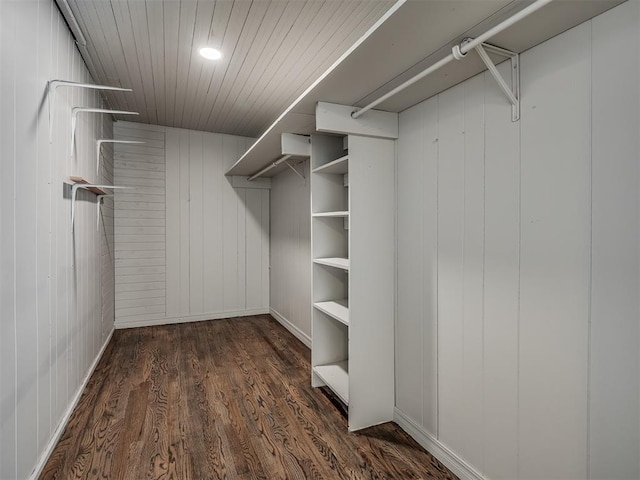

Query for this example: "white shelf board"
[312,211,349,218]
[314,361,349,405]
[312,155,349,174]
[226,113,315,176]
[314,257,350,271]
[314,299,349,326]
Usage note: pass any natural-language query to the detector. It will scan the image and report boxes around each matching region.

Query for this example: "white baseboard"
[115,308,270,329]
[393,408,484,480]
[29,328,115,480]
[269,308,312,348]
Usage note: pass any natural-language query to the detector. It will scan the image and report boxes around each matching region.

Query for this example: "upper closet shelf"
[223,0,619,179]
[228,124,314,179]
[312,155,349,174]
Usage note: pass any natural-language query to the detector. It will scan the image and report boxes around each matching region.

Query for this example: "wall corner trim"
[393,408,485,480]
[270,308,312,348]
[29,328,116,480]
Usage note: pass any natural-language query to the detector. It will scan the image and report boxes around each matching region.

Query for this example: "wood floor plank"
[41,315,458,480]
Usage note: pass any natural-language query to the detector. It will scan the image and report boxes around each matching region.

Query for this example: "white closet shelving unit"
[311,133,394,431]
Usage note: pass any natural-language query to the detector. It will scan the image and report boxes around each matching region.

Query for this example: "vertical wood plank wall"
[395,3,639,479]
[270,160,312,346]
[0,1,115,478]
[114,122,268,328]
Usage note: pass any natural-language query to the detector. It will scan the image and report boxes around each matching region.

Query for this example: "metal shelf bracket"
[47,80,132,142]
[71,183,127,232]
[71,108,139,156]
[471,41,520,121]
[284,160,306,183]
[96,139,145,175]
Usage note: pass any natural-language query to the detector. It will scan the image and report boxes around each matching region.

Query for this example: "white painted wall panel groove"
[395,3,639,479]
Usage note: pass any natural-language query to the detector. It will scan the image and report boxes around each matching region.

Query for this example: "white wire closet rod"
[351,0,553,119]
[71,108,139,155]
[96,139,145,176]
[47,80,132,142]
[248,154,292,181]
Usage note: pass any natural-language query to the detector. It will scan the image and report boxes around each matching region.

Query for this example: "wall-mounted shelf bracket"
[467,40,520,121]
[47,80,132,142]
[69,176,127,232]
[71,108,139,155]
[284,160,306,183]
[96,139,145,176]
[96,194,113,231]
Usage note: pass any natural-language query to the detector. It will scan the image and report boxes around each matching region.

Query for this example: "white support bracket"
[71,108,139,156]
[284,160,306,184]
[472,41,520,121]
[70,180,127,232]
[96,139,145,176]
[96,194,113,231]
[47,80,132,143]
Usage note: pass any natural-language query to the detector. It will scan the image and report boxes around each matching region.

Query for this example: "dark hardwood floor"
[41,315,458,480]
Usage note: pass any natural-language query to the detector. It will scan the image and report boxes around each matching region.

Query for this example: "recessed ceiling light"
[199,47,222,60]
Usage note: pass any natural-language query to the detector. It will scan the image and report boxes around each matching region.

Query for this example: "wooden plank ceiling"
[67,0,396,138]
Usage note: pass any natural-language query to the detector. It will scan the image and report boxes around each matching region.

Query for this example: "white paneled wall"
[114,122,268,328]
[0,1,115,479]
[270,160,312,346]
[114,122,167,324]
[589,5,640,478]
[165,128,268,318]
[395,3,639,480]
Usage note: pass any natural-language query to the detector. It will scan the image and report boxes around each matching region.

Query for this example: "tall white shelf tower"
[310,102,397,431]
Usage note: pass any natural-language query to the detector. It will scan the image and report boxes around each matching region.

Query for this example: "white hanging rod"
[71,108,139,155]
[47,80,132,142]
[96,194,113,231]
[248,154,292,181]
[96,139,145,176]
[71,183,126,232]
[351,0,553,119]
